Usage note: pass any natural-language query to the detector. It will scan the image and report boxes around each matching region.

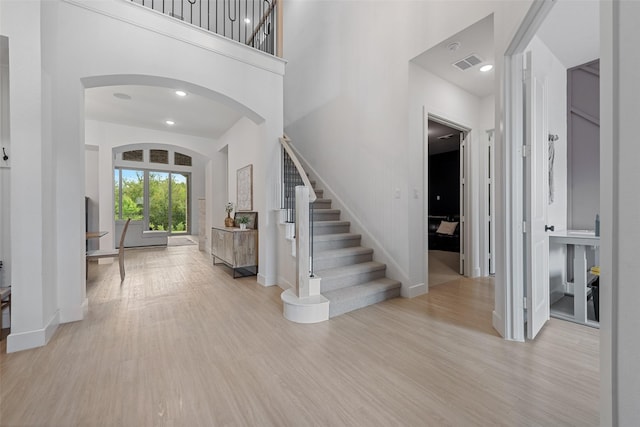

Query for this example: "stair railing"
[280,135,316,298]
[128,0,282,56]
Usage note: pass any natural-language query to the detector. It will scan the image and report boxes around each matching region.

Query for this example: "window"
[122,150,143,162]
[150,149,169,164]
[114,168,189,234]
[114,169,144,221]
[174,152,192,167]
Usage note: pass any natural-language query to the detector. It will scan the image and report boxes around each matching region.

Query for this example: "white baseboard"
[277,275,293,291]
[257,273,276,287]
[7,311,59,353]
[59,300,87,323]
[403,282,427,298]
[492,310,505,338]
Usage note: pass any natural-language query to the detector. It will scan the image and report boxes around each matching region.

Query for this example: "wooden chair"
[86,218,131,282]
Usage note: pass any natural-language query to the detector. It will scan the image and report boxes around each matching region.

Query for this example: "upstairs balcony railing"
[129,0,281,56]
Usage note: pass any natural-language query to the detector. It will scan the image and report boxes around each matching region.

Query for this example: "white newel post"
[281,185,327,323]
[295,186,311,298]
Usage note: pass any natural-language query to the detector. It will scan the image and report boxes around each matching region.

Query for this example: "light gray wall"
[568,60,599,230]
[600,1,640,424]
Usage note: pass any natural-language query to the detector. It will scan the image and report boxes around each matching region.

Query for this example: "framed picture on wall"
[236,164,253,211]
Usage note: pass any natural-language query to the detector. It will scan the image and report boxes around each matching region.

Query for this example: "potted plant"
[237,215,249,230]
[224,202,235,227]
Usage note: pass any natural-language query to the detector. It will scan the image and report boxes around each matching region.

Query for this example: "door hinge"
[522,221,527,232]
[522,145,531,157]
[523,296,527,307]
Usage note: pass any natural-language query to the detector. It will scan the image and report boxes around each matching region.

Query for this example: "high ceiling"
[83,1,599,139]
[412,14,495,98]
[413,0,599,100]
[84,85,244,139]
[537,0,599,69]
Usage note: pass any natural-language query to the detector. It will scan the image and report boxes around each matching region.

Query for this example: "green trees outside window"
[114,169,144,220]
[114,168,189,233]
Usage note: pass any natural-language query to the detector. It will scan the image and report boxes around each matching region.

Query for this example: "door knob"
[545,225,555,232]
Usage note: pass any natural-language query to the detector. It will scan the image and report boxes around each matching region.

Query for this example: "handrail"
[279,135,317,203]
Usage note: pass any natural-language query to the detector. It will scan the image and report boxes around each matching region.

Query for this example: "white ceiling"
[84,85,244,139]
[412,1,599,100]
[536,0,599,69]
[412,14,495,98]
[83,1,598,139]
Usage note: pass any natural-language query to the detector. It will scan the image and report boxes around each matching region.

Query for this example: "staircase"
[309,181,401,318]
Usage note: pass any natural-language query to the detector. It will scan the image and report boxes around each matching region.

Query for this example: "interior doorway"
[427,116,468,286]
[501,0,600,341]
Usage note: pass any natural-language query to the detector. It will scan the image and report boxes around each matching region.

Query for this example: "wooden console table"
[211,226,258,278]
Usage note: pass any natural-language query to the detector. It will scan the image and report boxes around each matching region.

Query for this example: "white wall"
[1,0,284,352]
[214,116,278,285]
[0,0,59,352]
[284,0,533,303]
[601,1,640,424]
[409,64,483,284]
[85,120,213,249]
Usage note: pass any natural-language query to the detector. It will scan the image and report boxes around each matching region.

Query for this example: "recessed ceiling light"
[113,92,132,100]
[480,64,493,72]
[165,120,175,126]
[244,18,251,24]
[175,90,187,97]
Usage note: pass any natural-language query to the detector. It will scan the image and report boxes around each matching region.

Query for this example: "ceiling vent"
[452,54,483,71]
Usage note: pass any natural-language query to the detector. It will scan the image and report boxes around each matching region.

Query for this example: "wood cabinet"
[211,226,258,278]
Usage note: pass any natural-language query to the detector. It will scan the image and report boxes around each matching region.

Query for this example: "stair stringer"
[288,145,414,297]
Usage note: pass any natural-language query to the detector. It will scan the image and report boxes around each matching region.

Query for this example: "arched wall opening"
[4,0,284,352]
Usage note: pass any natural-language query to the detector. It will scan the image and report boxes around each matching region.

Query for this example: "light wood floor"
[428,249,462,287]
[0,245,599,426]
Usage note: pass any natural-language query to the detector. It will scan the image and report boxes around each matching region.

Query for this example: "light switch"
[436,195,440,200]
[394,188,401,199]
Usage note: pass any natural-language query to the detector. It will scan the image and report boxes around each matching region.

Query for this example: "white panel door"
[524,51,550,339]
